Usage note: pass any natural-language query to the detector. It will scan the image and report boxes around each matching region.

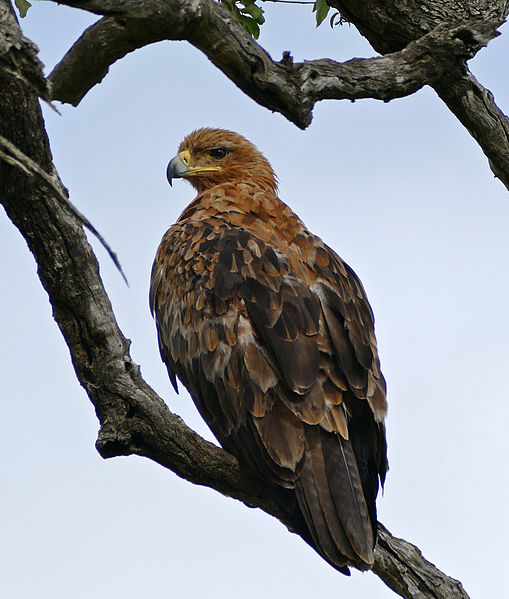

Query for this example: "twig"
[0,133,129,285]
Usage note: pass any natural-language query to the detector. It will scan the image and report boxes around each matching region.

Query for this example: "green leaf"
[238,15,261,39]
[220,0,265,38]
[241,4,264,23]
[313,0,330,28]
[15,0,31,18]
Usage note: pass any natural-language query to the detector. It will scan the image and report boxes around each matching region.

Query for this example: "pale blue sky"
[1,3,508,598]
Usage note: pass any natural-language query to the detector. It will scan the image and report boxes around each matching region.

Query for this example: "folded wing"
[151,219,388,573]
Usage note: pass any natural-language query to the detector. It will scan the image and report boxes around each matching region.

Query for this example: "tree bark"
[46,1,498,128]
[328,0,508,54]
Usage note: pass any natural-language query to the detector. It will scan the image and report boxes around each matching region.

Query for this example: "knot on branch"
[439,18,501,60]
[281,51,293,66]
[96,422,133,457]
[95,398,140,458]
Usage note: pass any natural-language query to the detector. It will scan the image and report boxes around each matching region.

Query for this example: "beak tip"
[166,154,188,187]
[166,162,176,188]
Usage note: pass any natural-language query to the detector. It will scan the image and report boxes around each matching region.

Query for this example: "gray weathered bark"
[46,1,498,128]
[0,0,503,597]
[328,0,509,54]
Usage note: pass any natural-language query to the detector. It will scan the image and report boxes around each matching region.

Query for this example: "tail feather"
[294,425,375,571]
[324,431,374,563]
[297,427,358,561]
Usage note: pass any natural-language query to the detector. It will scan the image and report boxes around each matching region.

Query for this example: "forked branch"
[48,0,500,130]
[45,0,509,188]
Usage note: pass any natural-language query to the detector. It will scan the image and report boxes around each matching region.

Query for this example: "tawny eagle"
[150,128,388,574]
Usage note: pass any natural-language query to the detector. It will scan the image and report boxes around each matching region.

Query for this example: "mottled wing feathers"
[151,222,307,477]
[239,275,321,395]
[316,251,388,423]
[151,180,387,572]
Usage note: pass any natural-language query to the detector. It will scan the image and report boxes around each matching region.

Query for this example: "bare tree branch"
[0,3,49,100]
[432,65,509,189]
[44,0,509,189]
[374,525,470,599]
[49,0,498,128]
[47,0,500,132]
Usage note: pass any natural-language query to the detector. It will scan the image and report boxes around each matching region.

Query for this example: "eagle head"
[166,127,277,193]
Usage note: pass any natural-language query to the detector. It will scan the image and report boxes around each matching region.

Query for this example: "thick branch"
[328,0,509,54]
[0,0,49,101]
[47,0,500,130]
[374,525,470,599]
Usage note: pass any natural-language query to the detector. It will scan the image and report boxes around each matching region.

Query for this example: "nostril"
[179,150,192,166]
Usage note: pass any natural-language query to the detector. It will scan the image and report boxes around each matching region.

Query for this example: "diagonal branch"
[325,0,509,189]
[432,65,509,189]
[375,525,470,599]
[47,0,500,129]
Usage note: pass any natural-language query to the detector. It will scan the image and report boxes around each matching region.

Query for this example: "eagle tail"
[293,425,376,573]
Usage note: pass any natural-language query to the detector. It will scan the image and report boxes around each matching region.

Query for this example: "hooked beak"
[166,149,221,187]
[166,151,191,187]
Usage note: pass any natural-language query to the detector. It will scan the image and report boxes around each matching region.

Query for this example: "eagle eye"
[208,147,228,159]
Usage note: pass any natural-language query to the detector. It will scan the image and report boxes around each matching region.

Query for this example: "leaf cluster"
[221,0,265,39]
